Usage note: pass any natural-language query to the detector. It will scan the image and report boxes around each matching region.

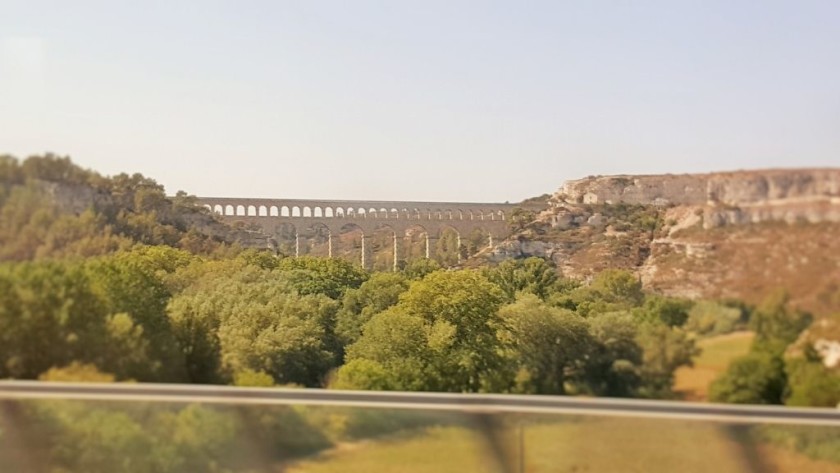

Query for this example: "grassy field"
[285,331,840,473]
[288,419,743,473]
[286,415,840,473]
[286,425,500,473]
[519,417,749,473]
[674,331,755,401]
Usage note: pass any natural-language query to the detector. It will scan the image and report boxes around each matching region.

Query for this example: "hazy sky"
[2,1,839,202]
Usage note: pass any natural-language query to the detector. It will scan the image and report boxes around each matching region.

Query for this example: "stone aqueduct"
[198,197,528,270]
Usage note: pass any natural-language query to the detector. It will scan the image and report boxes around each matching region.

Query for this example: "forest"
[1,154,836,403]
[1,154,838,471]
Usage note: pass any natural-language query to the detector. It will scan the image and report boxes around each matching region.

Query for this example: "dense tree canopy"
[0,154,228,261]
[4,155,840,473]
[485,257,558,302]
[337,272,409,345]
[497,294,591,394]
[710,352,787,404]
[0,154,833,413]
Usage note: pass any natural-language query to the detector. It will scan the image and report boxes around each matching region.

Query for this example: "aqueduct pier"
[198,197,532,270]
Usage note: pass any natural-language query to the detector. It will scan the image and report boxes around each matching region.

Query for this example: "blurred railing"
[1,381,839,473]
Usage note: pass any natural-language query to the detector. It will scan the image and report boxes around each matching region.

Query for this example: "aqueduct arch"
[198,197,533,270]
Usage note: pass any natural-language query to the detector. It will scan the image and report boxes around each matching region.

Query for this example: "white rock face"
[586,213,606,226]
[814,339,840,369]
[488,239,553,261]
[560,174,707,206]
[555,169,840,228]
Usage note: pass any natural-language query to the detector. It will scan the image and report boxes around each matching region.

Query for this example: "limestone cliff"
[35,180,272,250]
[489,168,840,317]
[558,169,840,228]
[559,169,840,204]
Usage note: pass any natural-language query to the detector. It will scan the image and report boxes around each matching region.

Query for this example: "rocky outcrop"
[703,199,840,227]
[559,174,706,206]
[488,239,557,261]
[558,169,840,206]
[788,317,840,369]
[484,168,840,316]
[556,169,840,228]
[38,180,113,215]
[178,210,275,249]
[35,180,273,249]
[706,170,840,205]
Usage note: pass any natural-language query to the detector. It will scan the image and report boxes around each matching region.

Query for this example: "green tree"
[634,296,693,327]
[582,312,644,397]
[337,272,409,345]
[39,362,116,383]
[398,270,507,392]
[0,261,113,379]
[589,269,644,306]
[463,228,489,258]
[508,207,536,233]
[497,294,591,394]
[709,352,787,404]
[233,369,277,387]
[343,271,507,392]
[750,290,812,355]
[0,254,197,382]
[784,358,840,407]
[86,250,190,381]
[0,154,24,185]
[401,258,441,280]
[332,359,398,391]
[563,269,644,316]
[636,323,698,397]
[20,154,94,184]
[216,291,338,386]
[340,308,435,391]
[684,300,744,336]
[486,257,558,302]
[276,256,368,299]
[434,229,461,267]
[0,183,62,260]
[167,265,340,386]
[238,248,280,270]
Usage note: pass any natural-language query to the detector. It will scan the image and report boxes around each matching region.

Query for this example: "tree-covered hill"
[0,154,262,261]
[1,155,838,470]
[0,154,836,409]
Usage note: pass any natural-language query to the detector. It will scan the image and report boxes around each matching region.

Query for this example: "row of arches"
[207,204,506,221]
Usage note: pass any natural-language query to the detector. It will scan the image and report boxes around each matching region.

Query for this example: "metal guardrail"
[1,381,838,426]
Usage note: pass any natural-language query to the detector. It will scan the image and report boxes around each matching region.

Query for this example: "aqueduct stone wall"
[197,197,528,269]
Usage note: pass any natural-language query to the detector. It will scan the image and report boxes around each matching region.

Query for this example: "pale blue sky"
[2,1,839,202]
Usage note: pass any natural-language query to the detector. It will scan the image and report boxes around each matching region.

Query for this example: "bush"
[304,406,454,443]
[709,352,787,404]
[784,359,840,407]
[685,301,744,336]
[753,425,840,464]
[14,400,332,472]
[332,359,396,391]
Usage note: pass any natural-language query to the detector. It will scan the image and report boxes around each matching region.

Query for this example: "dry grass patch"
[522,417,749,473]
[285,425,502,473]
[675,331,754,401]
[285,415,781,473]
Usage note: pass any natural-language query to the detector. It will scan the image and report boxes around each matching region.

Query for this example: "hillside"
[7,155,838,318]
[489,169,840,317]
[1,156,839,469]
[0,154,266,260]
[6,156,839,320]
